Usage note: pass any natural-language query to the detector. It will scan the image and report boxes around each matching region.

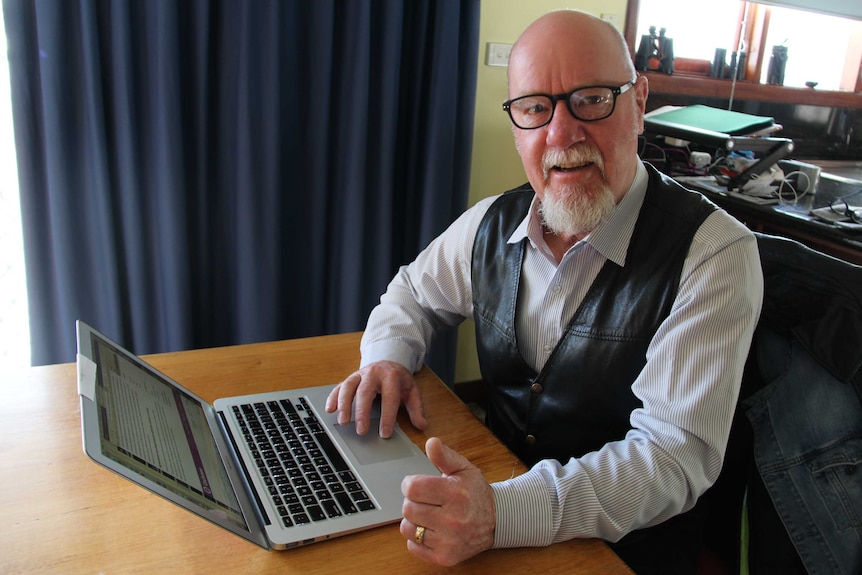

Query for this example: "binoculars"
[635,26,674,75]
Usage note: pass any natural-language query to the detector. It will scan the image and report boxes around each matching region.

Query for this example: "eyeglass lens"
[508,87,617,128]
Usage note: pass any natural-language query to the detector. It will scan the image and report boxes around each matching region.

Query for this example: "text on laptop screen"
[91,335,246,529]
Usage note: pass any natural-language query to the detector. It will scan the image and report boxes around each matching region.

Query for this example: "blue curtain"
[3,0,479,384]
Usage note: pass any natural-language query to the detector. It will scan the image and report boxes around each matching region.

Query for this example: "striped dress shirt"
[360,160,764,546]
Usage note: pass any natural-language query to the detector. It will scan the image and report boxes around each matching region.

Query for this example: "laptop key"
[293,512,310,525]
[307,505,326,522]
[296,485,312,497]
[288,503,304,515]
[322,499,342,518]
[313,429,350,472]
[335,491,358,514]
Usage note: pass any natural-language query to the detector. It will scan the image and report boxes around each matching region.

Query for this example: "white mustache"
[542,145,604,177]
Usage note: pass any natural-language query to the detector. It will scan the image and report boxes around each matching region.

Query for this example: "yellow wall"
[454,0,629,383]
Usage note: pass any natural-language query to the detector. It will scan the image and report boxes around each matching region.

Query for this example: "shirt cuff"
[490,470,555,548]
[359,338,422,372]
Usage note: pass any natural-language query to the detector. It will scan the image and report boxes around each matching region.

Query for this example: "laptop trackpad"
[334,420,419,465]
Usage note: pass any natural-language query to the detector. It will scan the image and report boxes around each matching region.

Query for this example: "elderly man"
[326,9,762,574]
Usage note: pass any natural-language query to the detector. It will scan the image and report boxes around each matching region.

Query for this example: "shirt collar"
[508,160,648,267]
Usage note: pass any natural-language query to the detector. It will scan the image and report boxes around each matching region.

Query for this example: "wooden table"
[0,332,632,574]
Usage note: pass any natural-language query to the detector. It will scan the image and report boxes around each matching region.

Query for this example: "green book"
[645,105,775,136]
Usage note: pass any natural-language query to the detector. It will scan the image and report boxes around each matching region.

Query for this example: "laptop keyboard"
[231,397,377,528]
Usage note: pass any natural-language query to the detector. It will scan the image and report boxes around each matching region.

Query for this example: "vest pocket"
[806,438,862,532]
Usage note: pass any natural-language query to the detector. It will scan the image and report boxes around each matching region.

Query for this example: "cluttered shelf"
[643,72,862,110]
[640,104,862,265]
[674,175,862,265]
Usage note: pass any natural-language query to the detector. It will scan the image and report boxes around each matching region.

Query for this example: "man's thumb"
[425,437,470,477]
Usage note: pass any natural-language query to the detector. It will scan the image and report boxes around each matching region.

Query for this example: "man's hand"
[324,360,428,438]
[400,437,496,566]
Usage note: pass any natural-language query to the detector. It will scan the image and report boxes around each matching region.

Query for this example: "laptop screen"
[90,334,247,530]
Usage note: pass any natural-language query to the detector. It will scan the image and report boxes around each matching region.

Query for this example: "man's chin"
[539,185,615,237]
[543,217,598,238]
[540,204,598,237]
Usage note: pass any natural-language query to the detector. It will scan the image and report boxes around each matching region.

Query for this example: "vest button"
[525,434,536,445]
[531,382,543,394]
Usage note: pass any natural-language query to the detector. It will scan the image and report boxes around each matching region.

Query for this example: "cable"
[777,170,811,205]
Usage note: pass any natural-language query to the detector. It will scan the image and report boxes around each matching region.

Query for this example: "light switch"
[486,42,512,67]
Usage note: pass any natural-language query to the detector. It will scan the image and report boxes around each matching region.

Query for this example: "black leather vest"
[472,164,718,466]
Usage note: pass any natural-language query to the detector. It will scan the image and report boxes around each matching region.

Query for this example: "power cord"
[741,169,812,205]
[776,170,811,205]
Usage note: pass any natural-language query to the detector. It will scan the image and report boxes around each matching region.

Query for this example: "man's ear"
[634,74,649,133]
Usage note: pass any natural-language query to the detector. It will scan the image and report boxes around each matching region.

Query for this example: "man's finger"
[324,384,340,413]
[425,437,471,477]
[352,377,383,436]
[329,373,360,426]
[376,378,403,438]
[403,385,428,432]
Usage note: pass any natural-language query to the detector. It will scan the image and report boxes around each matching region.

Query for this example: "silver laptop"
[76,320,439,550]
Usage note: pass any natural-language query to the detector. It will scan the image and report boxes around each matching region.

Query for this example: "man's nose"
[546,100,585,147]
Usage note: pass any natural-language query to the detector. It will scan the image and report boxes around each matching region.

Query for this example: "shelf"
[643,72,862,109]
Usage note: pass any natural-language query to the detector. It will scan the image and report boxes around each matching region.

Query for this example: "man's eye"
[575,95,606,106]
[515,100,548,116]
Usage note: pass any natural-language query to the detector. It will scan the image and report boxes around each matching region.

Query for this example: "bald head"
[508,10,636,98]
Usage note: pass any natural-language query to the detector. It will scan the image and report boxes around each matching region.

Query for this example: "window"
[758,5,862,90]
[634,0,862,92]
[636,0,745,63]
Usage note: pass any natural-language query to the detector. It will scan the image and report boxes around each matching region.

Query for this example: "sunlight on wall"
[0,7,31,370]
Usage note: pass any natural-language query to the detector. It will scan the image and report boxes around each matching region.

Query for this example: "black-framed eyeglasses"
[829,189,862,224]
[502,80,636,129]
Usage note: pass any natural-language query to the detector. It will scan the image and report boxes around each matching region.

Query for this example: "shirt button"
[531,382,543,394]
[525,434,536,446]
[552,284,562,294]
[846,465,857,476]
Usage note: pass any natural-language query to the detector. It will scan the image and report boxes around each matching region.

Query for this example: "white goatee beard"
[538,145,616,237]
[539,184,615,237]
